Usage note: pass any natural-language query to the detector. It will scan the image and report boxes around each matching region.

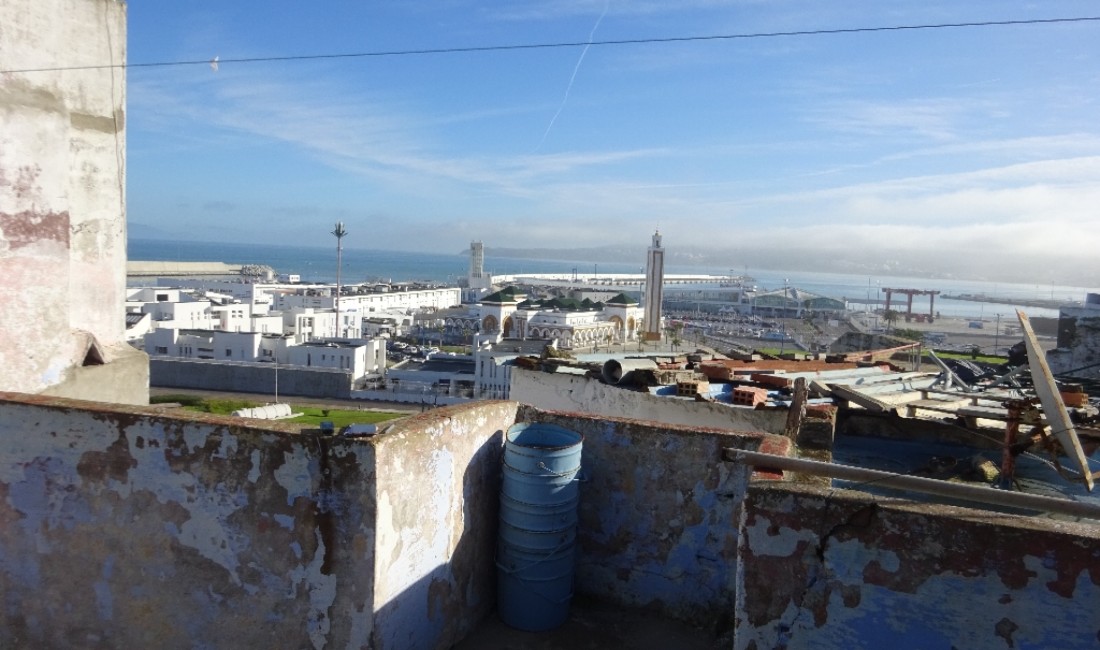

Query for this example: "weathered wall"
[511,367,788,435]
[521,406,764,629]
[1048,308,1100,380]
[151,357,352,399]
[0,392,518,650]
[736,482,1100,650]
[369,401,517,649]
[0,0,146,403]
[0,392,353,648]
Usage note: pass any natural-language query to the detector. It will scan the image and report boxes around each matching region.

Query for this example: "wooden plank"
[784,377,808,439]
[1017,310,1093,491]
[829,384,898,414]
[904,398,970,417]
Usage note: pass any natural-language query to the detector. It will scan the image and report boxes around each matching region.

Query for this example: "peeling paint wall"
[0,393,518,650]
[369,401,516,650]
[6,391,1098,648]
[511,367,788,435]
[0,393,353,648]
[521,406,765,628]
[0,0,146,403]
[736,483,1100,650]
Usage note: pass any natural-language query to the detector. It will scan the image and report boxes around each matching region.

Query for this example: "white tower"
[642,230,665,341]
[469,241,485,282]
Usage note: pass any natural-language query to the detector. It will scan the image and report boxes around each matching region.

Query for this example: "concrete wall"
[0,392,354,648]
[151,357,353,399]
[511,367,789,435]
[368,402,516,649]
[0,0,147,404]
[5,391,1097,648]
[1048,307,1100,379]
[0,393,515,649]
[736,482,1100,650]
[520,405,766,628]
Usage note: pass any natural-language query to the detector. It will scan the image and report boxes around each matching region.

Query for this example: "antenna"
[332,222,348,338]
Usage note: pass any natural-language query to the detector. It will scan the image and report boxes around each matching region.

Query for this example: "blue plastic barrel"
[502,423,584,505]
[497,422,583,631]
[496,542,576,631]
[499,492,578,531]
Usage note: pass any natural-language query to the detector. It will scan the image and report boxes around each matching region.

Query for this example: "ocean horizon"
[129,238,1098,320]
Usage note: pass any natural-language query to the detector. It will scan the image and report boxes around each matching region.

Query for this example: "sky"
[125,1,1100,283]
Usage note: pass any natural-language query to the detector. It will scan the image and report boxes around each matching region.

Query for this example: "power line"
[3,16,1100,75]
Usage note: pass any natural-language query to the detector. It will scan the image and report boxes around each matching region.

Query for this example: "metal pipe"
[601,358,658,385]
[723,448,1100,520]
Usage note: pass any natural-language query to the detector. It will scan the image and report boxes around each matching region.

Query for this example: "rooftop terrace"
[1,393,1097,648]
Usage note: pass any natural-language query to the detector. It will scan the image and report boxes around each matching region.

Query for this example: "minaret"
[469,241,485,283]
[642,230,665,341]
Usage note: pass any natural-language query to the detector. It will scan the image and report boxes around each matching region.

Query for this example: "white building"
[276,285,461,315]
[127,290,215,331]
[146,329,385,378]
[475,287,641,350]
[169,279,277,312]
[287,340,385,377]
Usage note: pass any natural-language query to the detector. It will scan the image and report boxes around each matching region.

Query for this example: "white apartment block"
[145,329,385,378]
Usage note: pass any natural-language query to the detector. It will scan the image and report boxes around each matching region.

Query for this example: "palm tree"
[882,309,899,332]
[331,222,348,338]
[665,322,684,352]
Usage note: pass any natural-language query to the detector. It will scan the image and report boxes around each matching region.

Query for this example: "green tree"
[881,309,900,332]
[665,322,684,352]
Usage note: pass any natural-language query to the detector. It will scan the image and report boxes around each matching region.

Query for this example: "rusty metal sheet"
[1017,310,1094,491]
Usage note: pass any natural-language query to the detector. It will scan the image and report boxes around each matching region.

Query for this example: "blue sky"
[126,1,1100,281]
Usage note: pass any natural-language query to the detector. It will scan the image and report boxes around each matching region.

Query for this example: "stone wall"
[511,367,788,435]
[736,482,1100,649]
[0,0,147,404]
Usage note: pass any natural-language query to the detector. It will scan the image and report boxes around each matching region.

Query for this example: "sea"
[128,238,1100,321]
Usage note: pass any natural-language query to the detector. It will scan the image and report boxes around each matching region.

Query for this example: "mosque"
[449,232,666,351]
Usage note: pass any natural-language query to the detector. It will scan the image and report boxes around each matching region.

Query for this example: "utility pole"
[332,222,348,339]
[995,313,1001,356]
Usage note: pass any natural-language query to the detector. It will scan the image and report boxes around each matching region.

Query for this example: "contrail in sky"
[536,0,610,151]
